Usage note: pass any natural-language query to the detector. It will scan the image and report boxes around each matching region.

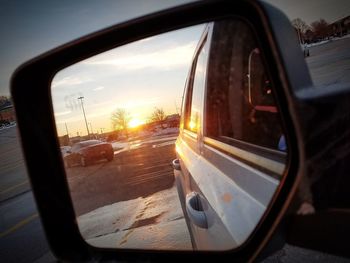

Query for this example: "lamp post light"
[77,96,90,138]
[247,48,260,105]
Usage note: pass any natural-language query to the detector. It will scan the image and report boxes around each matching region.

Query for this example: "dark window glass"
[184,38,208,133]
[205,20,285,151]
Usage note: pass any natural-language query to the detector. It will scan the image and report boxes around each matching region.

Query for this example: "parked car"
[60,145,72,157]
[63,139,113,167]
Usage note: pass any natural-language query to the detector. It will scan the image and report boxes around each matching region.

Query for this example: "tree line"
[292,18,334,44]
[110,107,168,133]
[0,96,11,108]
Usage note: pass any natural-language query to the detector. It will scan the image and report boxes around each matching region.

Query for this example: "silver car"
[174,20,288,250]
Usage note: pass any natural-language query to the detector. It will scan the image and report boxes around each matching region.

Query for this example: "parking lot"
[62,134,192,250]
[66,136,178,216]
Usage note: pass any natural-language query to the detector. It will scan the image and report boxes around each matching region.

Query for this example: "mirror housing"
[11,0,314,261]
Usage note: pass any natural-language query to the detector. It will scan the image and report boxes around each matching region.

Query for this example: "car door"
[176,23,238,250]
[177,19,288,250]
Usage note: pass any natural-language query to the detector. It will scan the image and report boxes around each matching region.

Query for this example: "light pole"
[89,123,94,138]
[65,122,69,137]
[77,96,90,138]
[247,48,259,105]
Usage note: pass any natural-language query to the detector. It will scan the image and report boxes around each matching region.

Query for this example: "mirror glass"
[52,19,288,251]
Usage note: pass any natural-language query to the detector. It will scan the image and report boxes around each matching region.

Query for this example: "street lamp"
[77,96,90,137]
[247,48,260,105]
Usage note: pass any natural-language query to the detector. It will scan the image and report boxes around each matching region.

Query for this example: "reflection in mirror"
[52,19,288,251]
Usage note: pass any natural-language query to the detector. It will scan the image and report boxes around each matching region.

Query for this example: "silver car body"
[174,21,287,250]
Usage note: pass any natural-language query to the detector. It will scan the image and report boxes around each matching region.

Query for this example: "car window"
[184,36,208,133]
[205,20,284,150]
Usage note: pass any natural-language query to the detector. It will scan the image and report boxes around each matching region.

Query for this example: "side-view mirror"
[10,0,350,262]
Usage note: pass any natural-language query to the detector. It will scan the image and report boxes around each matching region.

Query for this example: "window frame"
[183,28,210,140]
[202,19,287,161]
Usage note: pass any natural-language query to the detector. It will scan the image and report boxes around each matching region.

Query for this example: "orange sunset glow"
[128,118,145,129]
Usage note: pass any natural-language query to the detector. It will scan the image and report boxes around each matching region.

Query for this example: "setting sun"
[128,118,145,128]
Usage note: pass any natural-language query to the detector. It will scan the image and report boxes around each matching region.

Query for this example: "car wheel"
[80,156,88,167]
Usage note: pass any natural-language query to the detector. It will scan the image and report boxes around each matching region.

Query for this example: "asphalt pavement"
[0,125,30,202]
[0,126,54,262]
[0,191,54,263]
[307,36,350,89]
[66,137,177,216]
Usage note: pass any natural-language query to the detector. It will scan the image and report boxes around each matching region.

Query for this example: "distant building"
[330,15,350,37]
[58,134,94,146]
[164,114,180,128]
[143,114,180,131]
[0,104,15,122]
[58,135,70,146]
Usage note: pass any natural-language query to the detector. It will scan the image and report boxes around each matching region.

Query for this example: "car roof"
[75,140,102,147]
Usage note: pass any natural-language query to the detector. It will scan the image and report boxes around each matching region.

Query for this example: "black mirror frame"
[11,0,312,261]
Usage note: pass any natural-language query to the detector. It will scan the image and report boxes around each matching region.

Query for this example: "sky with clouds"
[51,25,204,136]
[1,0,349,136]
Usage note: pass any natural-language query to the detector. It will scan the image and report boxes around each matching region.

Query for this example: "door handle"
[186,192,208,229]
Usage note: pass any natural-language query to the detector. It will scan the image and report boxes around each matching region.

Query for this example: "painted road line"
[0,213,38,238]
[0,180,29,194]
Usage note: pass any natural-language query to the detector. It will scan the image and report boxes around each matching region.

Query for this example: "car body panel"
[174,19,287,250]
[176,127,281,249]
[64,140,113,167]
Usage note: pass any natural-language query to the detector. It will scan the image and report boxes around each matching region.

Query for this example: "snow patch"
[77,185,192,250]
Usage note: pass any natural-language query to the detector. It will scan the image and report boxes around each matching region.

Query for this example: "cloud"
[93,86,105,91]
[83,41,197,71]
[54,110,71,117]
[55,116,82,125]
[52,76,92,88]
[117,97,161,109]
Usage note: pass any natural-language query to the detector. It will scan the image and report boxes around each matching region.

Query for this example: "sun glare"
[128,118,145,128]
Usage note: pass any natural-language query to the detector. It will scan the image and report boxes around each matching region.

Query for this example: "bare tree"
[150,107,166,122]
[292,18,309,43]
[311,19,330,40]
[111,108,130,135]
[0,96,11,107]
[150,107,166,129]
